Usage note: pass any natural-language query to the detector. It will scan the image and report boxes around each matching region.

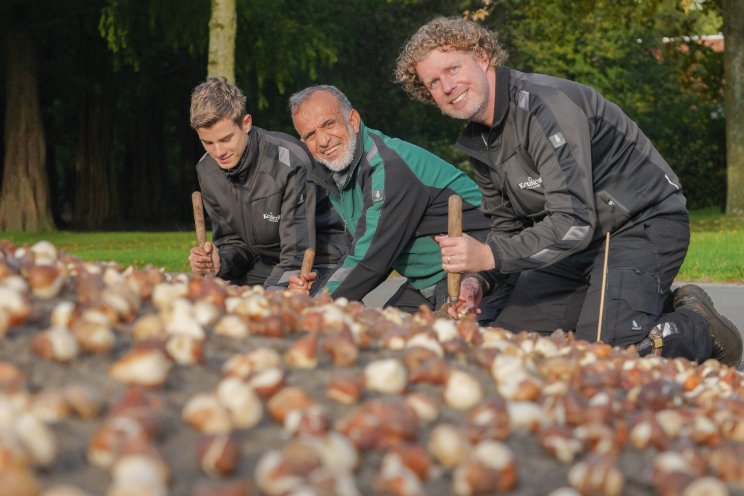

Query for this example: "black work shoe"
[673,284,743,367]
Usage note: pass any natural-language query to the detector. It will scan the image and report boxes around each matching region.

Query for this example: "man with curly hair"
[394,17,741,365]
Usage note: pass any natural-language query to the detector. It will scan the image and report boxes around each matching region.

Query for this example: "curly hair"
[189,77,247,129]
[394,17,508,104]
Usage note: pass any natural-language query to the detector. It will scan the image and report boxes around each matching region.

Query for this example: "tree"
[209,0,236,81]
[72,7,119,229]
[99,0,209,226]
[0,27,55,230]
[723,0,743,214]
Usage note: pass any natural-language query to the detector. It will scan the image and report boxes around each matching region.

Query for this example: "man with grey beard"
[287,85,511,316]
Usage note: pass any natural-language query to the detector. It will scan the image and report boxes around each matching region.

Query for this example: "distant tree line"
[0,0,733,231]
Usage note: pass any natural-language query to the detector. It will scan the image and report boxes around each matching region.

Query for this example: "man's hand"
[436,233,496,273]
[448,276,483,320]
[289,271,317,295]
[189,242,220,276]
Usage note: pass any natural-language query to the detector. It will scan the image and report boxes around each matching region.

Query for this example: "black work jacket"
[196,126,347,287]
[456,67,688,278]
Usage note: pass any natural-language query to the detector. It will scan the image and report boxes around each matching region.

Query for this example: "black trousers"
[492,216,711,361]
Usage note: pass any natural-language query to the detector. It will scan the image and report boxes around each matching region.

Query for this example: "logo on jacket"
[549,132,567,148]
[263,212,281,223]
[372,189,384,202]
[518,176,543,190]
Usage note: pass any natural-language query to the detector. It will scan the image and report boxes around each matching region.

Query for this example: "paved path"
[674,282,743,338]
[362,278,744,370]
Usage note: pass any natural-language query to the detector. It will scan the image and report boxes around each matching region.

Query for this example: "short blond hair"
[189,77,246,129]
[394,17,508,104]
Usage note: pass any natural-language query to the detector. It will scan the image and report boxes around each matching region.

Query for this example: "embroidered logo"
[372,189,384,202]
[631,320,642,331]
[518,176,543,190]
[263,212,281,223]
[549,132,567,148]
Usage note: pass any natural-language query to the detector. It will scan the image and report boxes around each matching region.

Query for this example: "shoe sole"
[679,284,743,367]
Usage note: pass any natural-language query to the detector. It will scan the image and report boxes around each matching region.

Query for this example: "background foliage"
[0,0,727,231]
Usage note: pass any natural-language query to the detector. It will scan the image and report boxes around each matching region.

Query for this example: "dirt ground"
[1,250,744,496]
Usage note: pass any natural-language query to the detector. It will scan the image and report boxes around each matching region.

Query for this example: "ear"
[474,49,490,70]
[349,109,361,133]
[241,114,252,133]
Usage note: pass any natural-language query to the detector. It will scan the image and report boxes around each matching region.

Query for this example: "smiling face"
[196,115,252,170]
[415,47,495,126]
[291,90,361,172]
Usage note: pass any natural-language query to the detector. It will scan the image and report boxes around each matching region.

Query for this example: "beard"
[317,125,358,172]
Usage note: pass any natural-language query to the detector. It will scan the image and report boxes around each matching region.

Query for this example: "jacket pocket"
[596,190,631,235]
[604,267,663,347]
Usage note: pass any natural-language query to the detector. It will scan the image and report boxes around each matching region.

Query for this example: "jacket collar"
[455,66,511,157]
[222,127,259,184]
[332,121,365,191]
[310,121,366,194]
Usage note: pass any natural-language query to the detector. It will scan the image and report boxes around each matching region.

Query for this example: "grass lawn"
[1,208,742,282]
[679,208,744,282]
[0,231,197,274]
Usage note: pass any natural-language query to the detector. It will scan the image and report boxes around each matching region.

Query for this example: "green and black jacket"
[311,122,490,301]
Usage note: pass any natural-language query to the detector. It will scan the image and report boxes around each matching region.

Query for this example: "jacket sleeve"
[199,184,254,282]
[323,155,429,302]
[487,89,596,273]
[264,164,310,288]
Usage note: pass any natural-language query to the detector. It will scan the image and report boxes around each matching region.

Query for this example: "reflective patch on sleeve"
[529,248,561,263]
[518,90,530,110]
[328,267,353,283]
[277,270,300,284]
[366,143,379,162]
[665,174,680,190]
[562,225,590,241]
[549,132,566,148]
[278,146,291,167]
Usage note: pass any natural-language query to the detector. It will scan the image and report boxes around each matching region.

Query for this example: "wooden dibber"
[300,248,315,279]
[433,195,463,319]
[447,194,463,306]
[192,191,207,249]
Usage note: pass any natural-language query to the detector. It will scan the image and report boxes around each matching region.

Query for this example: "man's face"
[292,90,361,172]
[415,47,493,125]
[196,115,251,170]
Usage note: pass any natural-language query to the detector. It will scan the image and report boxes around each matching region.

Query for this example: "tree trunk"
[0,29,55,231]
[73,34,117,229]
[208,0,236,81]
[122,76,166,227]
[724,0,744,215]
